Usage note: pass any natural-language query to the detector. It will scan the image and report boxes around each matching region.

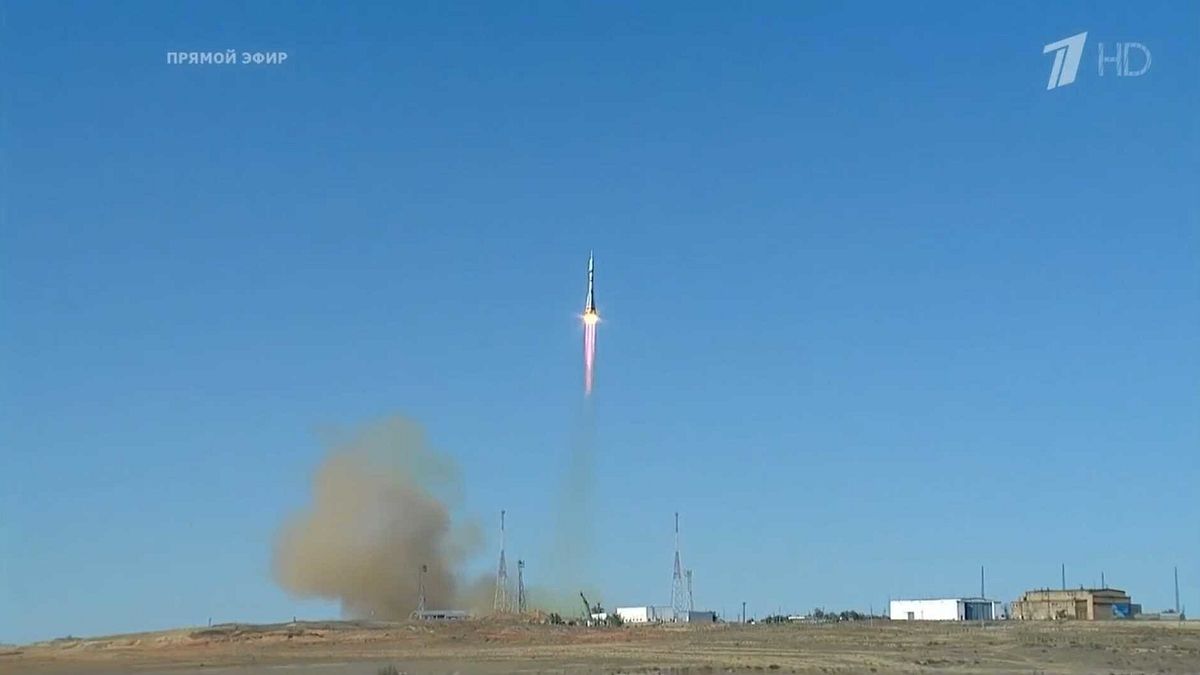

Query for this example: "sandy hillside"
[4,617,1200,674]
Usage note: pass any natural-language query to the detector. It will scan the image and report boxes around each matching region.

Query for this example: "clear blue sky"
[2,1,1197,643]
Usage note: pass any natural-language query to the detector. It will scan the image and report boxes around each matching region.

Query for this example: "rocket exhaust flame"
[582,252,598,396]
[583,316,597,395]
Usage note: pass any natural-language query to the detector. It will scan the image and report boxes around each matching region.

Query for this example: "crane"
[580,592,592,624]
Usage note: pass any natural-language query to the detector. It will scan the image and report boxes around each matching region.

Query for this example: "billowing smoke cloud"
[273,415,481,618]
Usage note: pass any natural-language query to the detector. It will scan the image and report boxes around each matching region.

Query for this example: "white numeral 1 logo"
[1044,32,1088,90]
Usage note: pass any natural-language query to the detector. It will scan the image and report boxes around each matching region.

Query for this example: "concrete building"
[889,598,1001,621]
[614,606,715,624]
[681,610,717,623]
[411,609,469,621]
[615,606,661,624]
[1010,588,1134,620]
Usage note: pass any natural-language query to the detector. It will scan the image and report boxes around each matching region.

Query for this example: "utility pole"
[980,566,985,598]
[742,601,746,624]
[1061,563,1066,591]
[1101,571,1106,589]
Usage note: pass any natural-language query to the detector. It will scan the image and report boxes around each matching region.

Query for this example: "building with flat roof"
[614,606,716,624]
[1010,588,1134,620]
[410,609,469,621]
[681,610,717,623]
[889,598,1001,621]
[614,606,665,624]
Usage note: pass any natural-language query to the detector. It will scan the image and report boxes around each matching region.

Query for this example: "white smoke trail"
[550,402,596,598]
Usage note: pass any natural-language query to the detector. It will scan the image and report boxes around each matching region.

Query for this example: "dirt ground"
[4,617,1199,674]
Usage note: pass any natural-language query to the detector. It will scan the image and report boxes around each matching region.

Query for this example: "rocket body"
[584,252,597,317]
[582,252,598,395]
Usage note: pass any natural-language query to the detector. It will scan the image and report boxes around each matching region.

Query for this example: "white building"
[411,609,469,621]
[615,606,658,624]
[615,606,716,624]
[889,598,1000,621]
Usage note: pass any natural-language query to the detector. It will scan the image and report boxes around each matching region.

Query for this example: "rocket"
[581,251,599,394]
[583,251,598,321]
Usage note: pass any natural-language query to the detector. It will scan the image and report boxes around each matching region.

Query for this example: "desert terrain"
[4,618,1199,674]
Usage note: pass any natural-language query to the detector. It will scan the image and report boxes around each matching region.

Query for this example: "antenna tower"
[494,510,509,613]
[411,564,428,618]
[1175,566,1181,614]
[517,560,527,614]
[686,569,694,611]
[671,512,687,620]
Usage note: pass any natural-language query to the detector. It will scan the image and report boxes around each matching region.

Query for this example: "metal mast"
[410,562,429,614]
[1175,566,1181,615]
[671,512,687,620]
[494,510,509,613]
[686,569,694,611]
[517,560,527,614]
